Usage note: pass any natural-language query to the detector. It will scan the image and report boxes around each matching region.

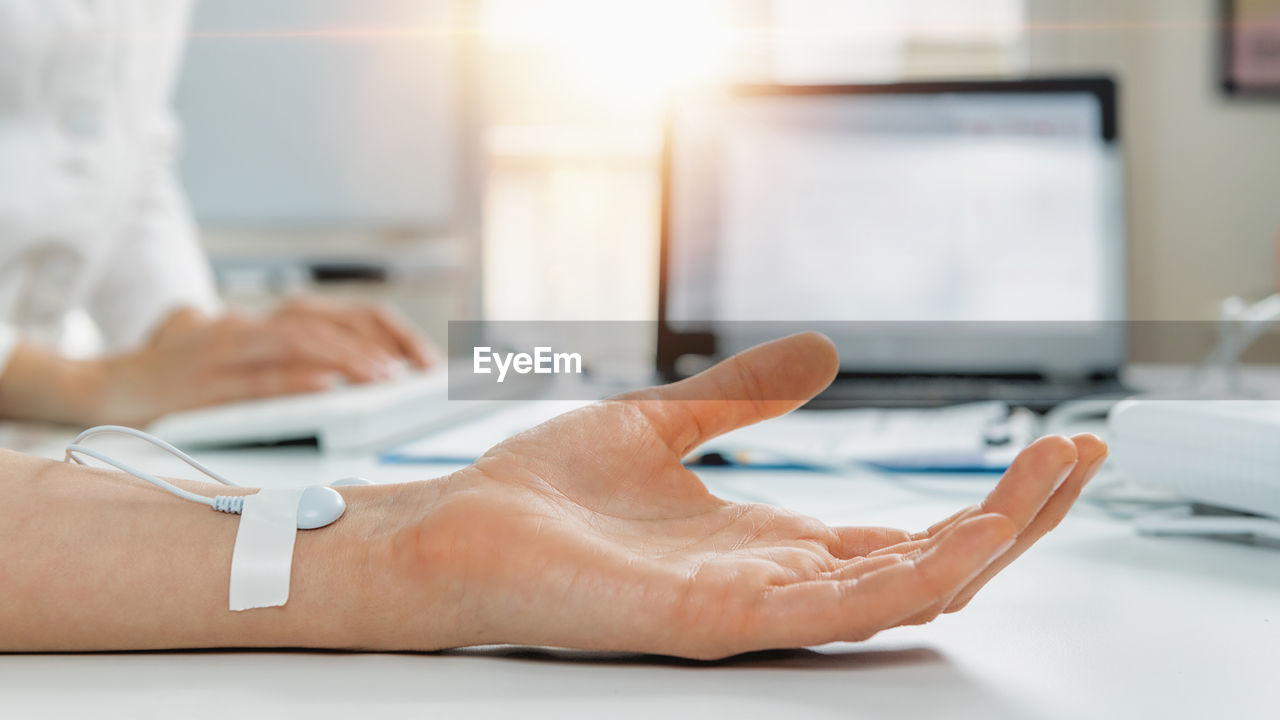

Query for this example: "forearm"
[0,344,107,425]
[0,309,209,427]
[0,450,443,652]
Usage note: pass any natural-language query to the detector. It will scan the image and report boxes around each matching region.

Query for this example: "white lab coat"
[0,0,219,373]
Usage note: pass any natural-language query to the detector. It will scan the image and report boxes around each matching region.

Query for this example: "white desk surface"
[3,400,1279,719]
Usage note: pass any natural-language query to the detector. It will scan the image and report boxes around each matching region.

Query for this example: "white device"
[147,369,494,452]
[1108,399,1280,538]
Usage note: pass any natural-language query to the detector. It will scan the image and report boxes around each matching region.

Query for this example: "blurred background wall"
[174,0,482,344]
[1029,0,1280,358]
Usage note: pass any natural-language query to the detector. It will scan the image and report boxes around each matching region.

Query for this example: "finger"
[874,436,1081,554]
[916,505,985,541]
[819,552,909,581]
[366,305,437,369]
[823,436,1080,591]
[276,294,341,319]
[887,435,1080,625]
[944,433,1107,613]
[305,305,405,366]
[886,513,1001,625]
[826,525,913,560]
[824,504,998,583]
[726,545,843,583]
[826,486,1002,561]
[259,320,393,383]
[207,365,337,405]
[280,300,434,371]
[334,310,409,372]
[977,434,1079,530]
[740,514,1016,653]
[298,323,393,382]
[867,537,933,558]
[619,332,839,457]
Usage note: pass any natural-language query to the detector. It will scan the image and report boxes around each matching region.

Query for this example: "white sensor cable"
[65,425,247,514]
[64,425,352,529]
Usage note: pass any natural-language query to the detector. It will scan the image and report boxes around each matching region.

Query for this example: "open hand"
[381,333,1106,659]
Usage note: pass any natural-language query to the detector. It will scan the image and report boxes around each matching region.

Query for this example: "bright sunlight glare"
[481,0,735,108]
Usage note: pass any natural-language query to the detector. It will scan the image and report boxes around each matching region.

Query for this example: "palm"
[419,334,1105,659]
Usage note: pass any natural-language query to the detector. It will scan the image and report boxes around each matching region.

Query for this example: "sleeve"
[88,1,222,352]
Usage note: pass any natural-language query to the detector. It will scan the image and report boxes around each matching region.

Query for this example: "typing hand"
[387,333,1106,659]
[93,299,438,425]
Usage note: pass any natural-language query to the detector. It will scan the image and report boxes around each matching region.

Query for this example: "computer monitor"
[658,78,1126,381]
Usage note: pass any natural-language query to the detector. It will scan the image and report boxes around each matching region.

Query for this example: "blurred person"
[0,0,435,427]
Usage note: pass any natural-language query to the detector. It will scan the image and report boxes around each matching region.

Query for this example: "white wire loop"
[65,425,245,514]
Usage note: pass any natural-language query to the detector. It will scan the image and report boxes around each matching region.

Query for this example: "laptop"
[658,78,1129,411]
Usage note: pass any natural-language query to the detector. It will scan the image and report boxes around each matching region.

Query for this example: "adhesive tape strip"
[228,488,305,612]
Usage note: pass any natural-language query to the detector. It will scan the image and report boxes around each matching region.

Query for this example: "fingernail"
[1083,454,1108,484]
[1052,462,1077,491]
[385,358,409,378]
[987,537,1016,565]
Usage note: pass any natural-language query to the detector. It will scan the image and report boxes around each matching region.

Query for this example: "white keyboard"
[147,370,497,453]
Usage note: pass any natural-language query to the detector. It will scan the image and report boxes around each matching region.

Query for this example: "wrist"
[148,306,214,347]
[59,356,111,425]
[83,351,156,426]
[279,477,461,651]
[0,343,109,425]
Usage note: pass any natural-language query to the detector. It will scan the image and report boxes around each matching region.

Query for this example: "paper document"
[383,399,1036,472]
[381,400,594,464]
[702,402,1037,471]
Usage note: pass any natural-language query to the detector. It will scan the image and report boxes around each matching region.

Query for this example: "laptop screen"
[661,79,1126,376]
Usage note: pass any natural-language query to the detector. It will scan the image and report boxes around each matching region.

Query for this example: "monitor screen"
[176,0,459,228]
[662,80,1126,375]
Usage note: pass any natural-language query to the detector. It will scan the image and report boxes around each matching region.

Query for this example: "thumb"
[619,332,839,457]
